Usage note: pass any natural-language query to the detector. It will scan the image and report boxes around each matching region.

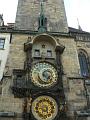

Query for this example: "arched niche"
[24,34,65,60]
[32,34,57,47]
[32,34,57,58]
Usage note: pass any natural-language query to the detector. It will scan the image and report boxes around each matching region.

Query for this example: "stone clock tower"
[14,0,68,119]
[15,0,68,32]
[0,0,88,120]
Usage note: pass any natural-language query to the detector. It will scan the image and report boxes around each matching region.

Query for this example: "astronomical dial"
[30,62,58,88]
[32,96,58,120]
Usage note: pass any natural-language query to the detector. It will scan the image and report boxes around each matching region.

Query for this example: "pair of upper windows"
[0,38,5,49]
[34,49,52,57]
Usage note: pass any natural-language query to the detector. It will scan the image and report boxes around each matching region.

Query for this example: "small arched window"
[78,51,89,77]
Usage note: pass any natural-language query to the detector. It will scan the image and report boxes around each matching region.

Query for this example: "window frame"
[78,51,89,77]
[0,38,5,49]
[34,49,40,57]
[47,50,52,58]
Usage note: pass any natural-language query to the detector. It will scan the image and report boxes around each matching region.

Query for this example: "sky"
[0,0,90,32]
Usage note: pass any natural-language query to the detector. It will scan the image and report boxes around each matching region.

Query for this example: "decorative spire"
[77,18,82,31]
[38,0,47,33]
[0,14,4,26]
[40,0,44,16]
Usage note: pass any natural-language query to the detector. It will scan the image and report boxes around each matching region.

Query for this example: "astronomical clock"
[32,96,58,120]
[22,34,66,120]
[30,62,58,88]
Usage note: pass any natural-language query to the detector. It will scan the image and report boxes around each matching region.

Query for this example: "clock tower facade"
[0,0,88,120]
[15,0,68,32]
[14,0,69,119]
